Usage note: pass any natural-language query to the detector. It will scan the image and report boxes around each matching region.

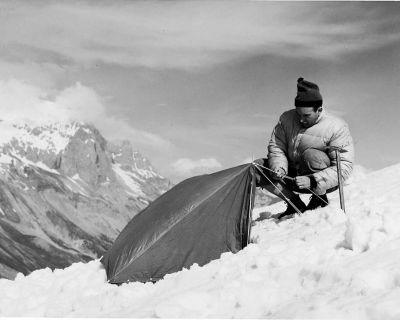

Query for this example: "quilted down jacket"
[268,109,354,194]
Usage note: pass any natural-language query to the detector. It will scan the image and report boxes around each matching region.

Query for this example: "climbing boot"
[306,194,329,211]
[275,195,307,220]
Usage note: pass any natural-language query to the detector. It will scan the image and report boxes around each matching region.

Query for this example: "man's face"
[296,106,322,128]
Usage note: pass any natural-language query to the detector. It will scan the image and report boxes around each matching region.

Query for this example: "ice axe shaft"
[325,146,346,213]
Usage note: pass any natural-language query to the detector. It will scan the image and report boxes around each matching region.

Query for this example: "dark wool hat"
[294,77,323,108]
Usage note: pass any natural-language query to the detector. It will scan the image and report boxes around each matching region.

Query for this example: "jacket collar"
[315,108,326,125]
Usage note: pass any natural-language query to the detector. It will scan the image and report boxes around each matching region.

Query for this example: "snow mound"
[1,164,400,319]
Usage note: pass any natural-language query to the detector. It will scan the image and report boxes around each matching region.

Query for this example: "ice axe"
[324,146,348,213]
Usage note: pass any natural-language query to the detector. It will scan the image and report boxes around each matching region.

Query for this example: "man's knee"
[301,148,330,173]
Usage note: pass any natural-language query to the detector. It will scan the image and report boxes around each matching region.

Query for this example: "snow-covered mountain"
[1,163,399,319]
[0,121,172,280]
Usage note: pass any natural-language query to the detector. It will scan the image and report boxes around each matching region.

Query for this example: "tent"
[101,163,256,284]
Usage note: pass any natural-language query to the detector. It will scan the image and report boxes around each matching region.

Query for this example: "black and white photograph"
[0,1,399,318]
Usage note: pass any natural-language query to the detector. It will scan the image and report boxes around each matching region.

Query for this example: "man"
[255,77,354,219]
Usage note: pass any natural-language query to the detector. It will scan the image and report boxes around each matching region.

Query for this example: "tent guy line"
[253,162,330,208]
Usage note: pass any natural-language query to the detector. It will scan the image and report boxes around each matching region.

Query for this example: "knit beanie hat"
[294,77,323,108]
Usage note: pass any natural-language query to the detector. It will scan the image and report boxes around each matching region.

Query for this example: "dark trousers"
[258,149,337,199]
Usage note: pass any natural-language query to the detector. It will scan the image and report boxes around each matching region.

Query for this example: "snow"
[1,164,400,318]
[32,160,60,174]
[136,166,158,178]
[64,175,90,197]
[112,163,145,197]
[0,153,14,174]
[82,128,92,135]
[71,173,82,181]
[0,153,13,164]
[0,152,59,175]
[0,121,80,154]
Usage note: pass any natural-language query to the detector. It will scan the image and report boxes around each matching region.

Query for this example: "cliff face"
[0,122,172,280]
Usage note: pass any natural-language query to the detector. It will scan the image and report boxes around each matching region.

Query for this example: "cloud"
[0,2,399,70]
[0,60,66,91]
[0,79,172,150]
[0,79,108,125]
[172,157,222,177]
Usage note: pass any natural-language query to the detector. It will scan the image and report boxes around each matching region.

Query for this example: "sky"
[0,1,399,182]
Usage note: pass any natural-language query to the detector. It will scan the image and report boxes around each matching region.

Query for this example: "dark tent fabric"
[101,163,256,284]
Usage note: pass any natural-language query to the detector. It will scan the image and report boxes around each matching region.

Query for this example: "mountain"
[1,164,399,319]
[0,121,172,280]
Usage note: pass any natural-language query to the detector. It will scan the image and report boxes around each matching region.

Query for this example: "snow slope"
[1,164,400,319]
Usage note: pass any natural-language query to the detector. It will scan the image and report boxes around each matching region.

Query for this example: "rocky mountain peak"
[108,141,158,176]
[57,123,111,186]
[0,121,171,280]
[0,121,167,188]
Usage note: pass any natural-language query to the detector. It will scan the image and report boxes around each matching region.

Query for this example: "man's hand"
[271,168,286,181]
[295,176,311,189]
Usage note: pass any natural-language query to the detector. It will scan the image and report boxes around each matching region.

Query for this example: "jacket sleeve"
[267,116,289,174]
[312,122,354,193]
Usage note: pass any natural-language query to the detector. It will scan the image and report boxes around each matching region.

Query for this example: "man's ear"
[317,106,323,113]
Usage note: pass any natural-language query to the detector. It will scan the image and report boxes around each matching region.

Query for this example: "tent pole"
[246,169,255,245]
[335,149,346,213]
